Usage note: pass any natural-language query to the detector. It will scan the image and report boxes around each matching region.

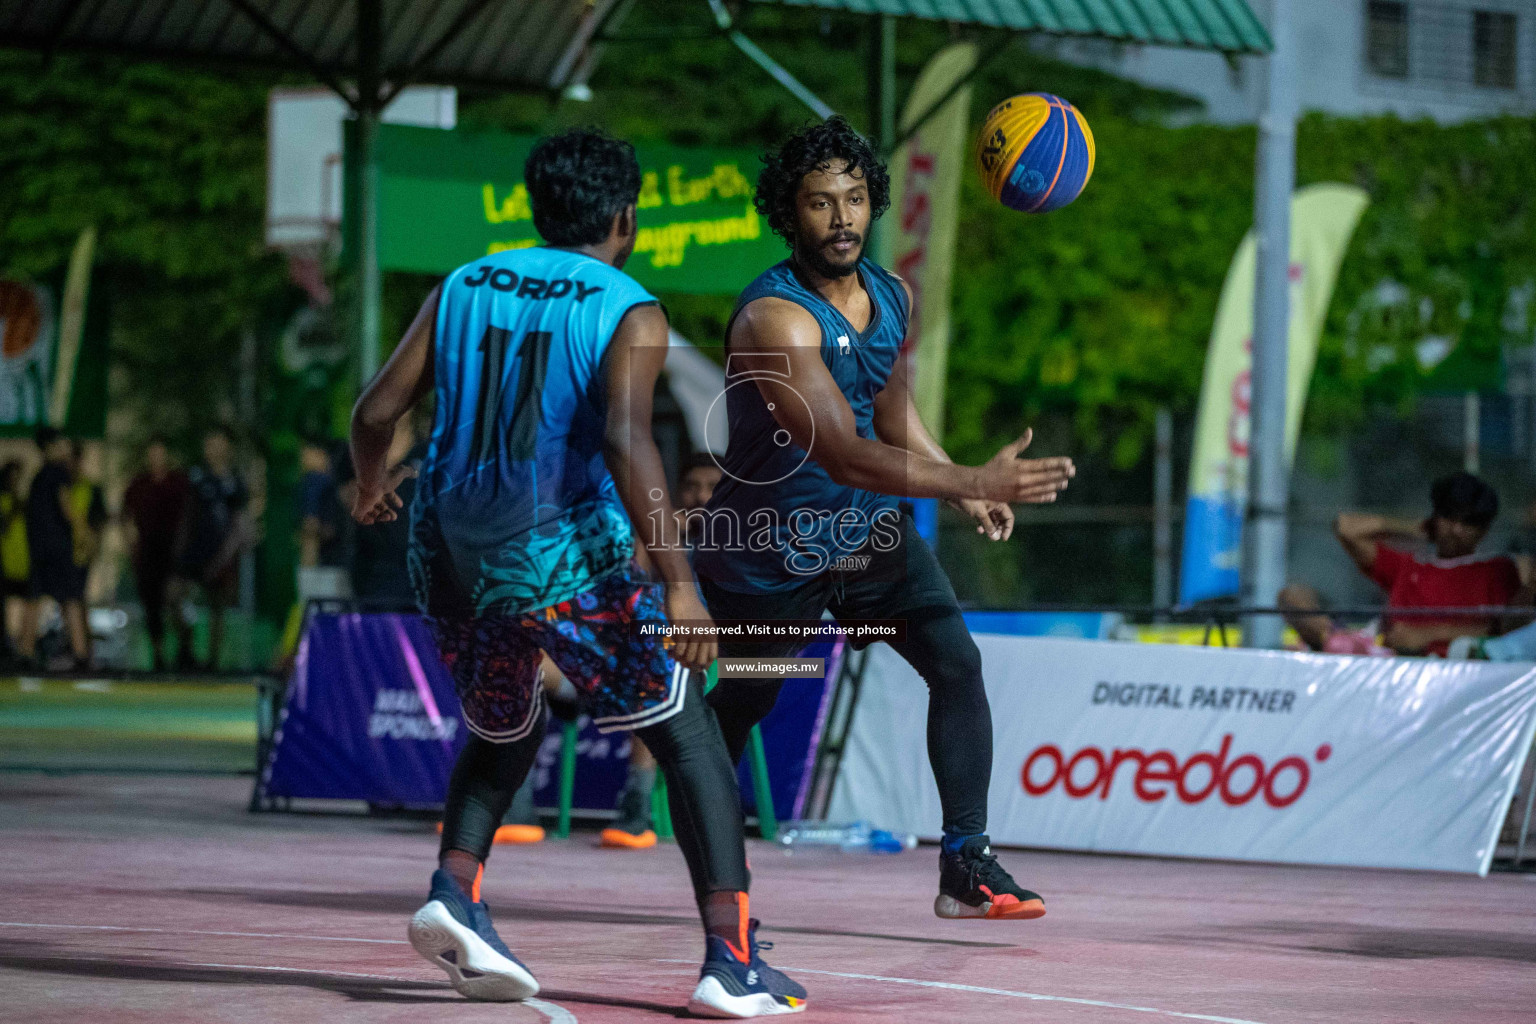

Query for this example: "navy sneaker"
[935,835,1046,920]
[688,918,807,1018]
[407,868,539,1000]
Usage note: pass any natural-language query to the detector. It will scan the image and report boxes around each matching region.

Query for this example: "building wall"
[1038,0,1536,124]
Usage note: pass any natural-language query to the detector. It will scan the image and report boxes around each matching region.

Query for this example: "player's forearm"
[603,430,693,587]
[885,413,951,465]
[1336,513,1421,542]
[349,416,396,495]
[819,436,977,500]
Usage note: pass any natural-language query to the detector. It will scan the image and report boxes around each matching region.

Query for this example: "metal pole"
[1153,407,1174,617]
[238,324,258,665]
[1464,390,1481,473]
[1516,746,1536,867]
[707,0,834,120]
[1241,0,1296,650]
[876,14,895,147]
[865,14,896,257]
[356,0,383,389]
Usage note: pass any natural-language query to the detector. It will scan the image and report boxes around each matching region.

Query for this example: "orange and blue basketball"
[976,94,1095,213]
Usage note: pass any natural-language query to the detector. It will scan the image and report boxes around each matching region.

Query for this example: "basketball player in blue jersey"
[693,117,1076,921]
[351,129,806,1018]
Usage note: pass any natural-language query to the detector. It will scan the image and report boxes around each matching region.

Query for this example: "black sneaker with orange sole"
[934,836,1046,920]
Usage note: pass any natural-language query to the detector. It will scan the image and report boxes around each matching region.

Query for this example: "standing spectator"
[68,441,108,598]
[20,427,88,667]
[343,418,422,609]
[0,460,28,659]
[123,436,189,670]
[173,425,249,671]
[295,437,351,603]
[1282,472,1524,656]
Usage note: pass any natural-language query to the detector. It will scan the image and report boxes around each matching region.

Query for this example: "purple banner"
[260,612,838,816]
[260,613,466,804]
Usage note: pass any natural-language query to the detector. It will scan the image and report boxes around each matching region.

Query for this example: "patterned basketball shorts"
[427,565,686,743]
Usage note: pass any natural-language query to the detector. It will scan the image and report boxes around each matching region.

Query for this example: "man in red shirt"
[123,437,189,671]
[1282,472,1525,657]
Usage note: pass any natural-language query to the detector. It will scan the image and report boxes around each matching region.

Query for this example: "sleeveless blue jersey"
[694,258,908,592]
[409,247,657,616]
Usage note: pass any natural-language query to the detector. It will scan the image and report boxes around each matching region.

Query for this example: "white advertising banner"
[828,636,1536,874]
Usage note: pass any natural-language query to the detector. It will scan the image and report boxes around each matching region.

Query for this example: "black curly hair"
[754,116,891,247]
[1430,471,1499,529]
[525,128,642,247]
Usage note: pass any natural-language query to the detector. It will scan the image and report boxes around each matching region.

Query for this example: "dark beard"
[794,234,862,279]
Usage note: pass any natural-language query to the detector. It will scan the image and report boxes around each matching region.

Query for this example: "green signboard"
[374,125,783,295]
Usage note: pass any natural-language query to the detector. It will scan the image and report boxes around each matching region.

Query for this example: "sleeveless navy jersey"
[694,258,908,592]
[409,247,657,616]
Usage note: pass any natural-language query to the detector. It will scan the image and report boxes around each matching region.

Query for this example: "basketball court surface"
[3,771,1533,1024]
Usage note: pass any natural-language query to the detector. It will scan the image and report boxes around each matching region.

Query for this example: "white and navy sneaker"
[935,835,1046,920]
[408,868,540,1001]
[688,919,807,1018]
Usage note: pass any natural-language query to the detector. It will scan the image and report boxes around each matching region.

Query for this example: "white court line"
[183,962,577,1023]
[0,926,577,1023]
[525,997,580,1024]
[0,921,1264,1024]
[0,921,407,945]
[657,960,1269,1024]
[185,960,429,982]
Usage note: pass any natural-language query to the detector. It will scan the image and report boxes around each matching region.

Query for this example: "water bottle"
[777,820,917,854]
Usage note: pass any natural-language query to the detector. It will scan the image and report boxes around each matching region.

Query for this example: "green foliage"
[947,109,1536,470]
[4,9,1533,493]
[947,118,1255,469]
[0,51,297,453]
[1301,114,1536,427]
[456,0,1200,356]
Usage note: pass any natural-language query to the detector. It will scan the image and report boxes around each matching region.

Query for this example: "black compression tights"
[709,607,993,838]
[440,672,750,907]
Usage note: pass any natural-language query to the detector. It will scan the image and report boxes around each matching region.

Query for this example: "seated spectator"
[1281,472,1525,657]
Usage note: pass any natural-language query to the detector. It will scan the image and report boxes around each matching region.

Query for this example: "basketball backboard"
[266,85,457,252]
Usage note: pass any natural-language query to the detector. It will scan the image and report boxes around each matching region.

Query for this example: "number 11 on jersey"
[472,326,552,464]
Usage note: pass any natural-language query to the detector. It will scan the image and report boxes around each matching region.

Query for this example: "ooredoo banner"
[829,636,1536,874]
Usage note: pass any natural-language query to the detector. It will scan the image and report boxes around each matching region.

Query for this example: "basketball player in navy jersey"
[693,117,1075,920]
[351,129,805,1017]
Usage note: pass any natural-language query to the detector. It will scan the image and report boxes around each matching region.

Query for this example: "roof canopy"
[1,1,1271,107]
[0,0,617,100]
[750,0,1272,54]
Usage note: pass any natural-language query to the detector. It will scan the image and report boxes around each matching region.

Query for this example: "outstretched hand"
[352,463,417,525]
[976,429,1075,505]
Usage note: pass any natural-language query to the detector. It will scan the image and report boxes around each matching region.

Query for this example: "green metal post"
[705,663,779,840]
[355,0,383,390]
[652,771,673,839]
[747,726,778,840]
[557,719,578,838]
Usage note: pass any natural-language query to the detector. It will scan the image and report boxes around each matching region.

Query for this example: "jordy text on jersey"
[461,265,605,302]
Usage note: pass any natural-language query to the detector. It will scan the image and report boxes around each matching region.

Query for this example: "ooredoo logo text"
[1020,734,1332,809]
